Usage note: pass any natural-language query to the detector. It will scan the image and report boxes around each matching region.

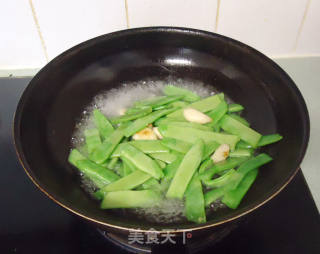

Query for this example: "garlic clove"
[183,108,212,124]
[119,108,126,116]
[132,127,157,140]
[211,144,230,163]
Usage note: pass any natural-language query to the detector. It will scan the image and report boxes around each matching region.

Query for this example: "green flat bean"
[229,148,253,157]
[220,115,261,147]
[161,137,192,154]
[158,125,239,150]
[101,190,161,209]
[110,106,152,124]
[258,134,283,146]
[135,95,183,108]
[198,158,213,174]
[120,144,164,179]
[185,175,206,223]
[199,157,250,181]
[155,159,166,169]
[107,157,119,169]
[236,140,253,149]
[166,94,222,120]
[68,149,120,188]
[202,141,220,160]
[124,108,176,137]
[222,168,258,209]
[206,100,228,125]
[204,188,225,206]
[166,140,204,199]
[89,125,125,164]
[166,121,213,131]
[163,85,201,102]
[141,178,161,190]
[122,157,134,176]
[228,114,250,126]
[203,169,241,188]
[84,129,102,154]
[93,109,114,139]
[163,156,183,179]
[228,104,244,113]
[149,152,178,164]
[111,140,170,158]
[101,170,151,192]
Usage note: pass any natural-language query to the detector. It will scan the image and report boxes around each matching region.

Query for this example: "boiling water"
[71,77,225,223]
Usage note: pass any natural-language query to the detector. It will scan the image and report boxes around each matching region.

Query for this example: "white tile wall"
[32,0,127,60]
[296,0,320,55]
[217,0,309,56]
[127,0,217,32]
[0,0,46,69]
[1,0,320,72]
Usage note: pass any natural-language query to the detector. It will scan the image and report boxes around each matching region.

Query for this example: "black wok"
[13,27,309,236]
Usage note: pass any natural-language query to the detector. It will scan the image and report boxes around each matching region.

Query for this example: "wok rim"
[13,26,310,233]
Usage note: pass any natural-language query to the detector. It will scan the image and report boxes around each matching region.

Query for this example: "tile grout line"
[28,0,49,63]
[214,0,221,33]
[125,0,130,29]
[292,0,312,52]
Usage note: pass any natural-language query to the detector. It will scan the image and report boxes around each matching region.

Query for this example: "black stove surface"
[0,78,319,254]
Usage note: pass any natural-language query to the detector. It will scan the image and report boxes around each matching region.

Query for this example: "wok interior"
[16,28,309,231]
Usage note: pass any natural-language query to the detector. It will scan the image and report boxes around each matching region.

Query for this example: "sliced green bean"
[236,140,253,149]
[89,125,125,164]
[84,129,102,154]
[110,106,152,124]
[158,125,239,150]
[149,152,177,164]
[124,108,176,137]
[220,115,261,147]
[107,157,119,169]
[125,105,150,115]
[68,148,86,166]
[155,159,166,169]
[166,94,222,120]
[228,104,244,113]
[141,178,161,190]
[120,144,164,179]
[101,170,151,192]
[203,169,241,188]
[93,109,114,139]
[122,157,134,176]
[258,134,283,146]
[237,153,271,176]
[68,149,120,188]
[135,95,183,108]
[204,188,225,206]
[166,140,204,199]
[163,85,201,102]
[163,156,183,179]
[167,121,213,131]
[101,190,161,209]
[199,158,213,173]
[222,168,258,209]
[206,100,228,125]
[199,157,250,181]
[161,137,192,154]
[154,117,186,126]
[169,101,189,108]
[202,141,220,160]
[111,140,169,158]
[185,175,206,223]
[228,113,250,126]
[229,148,253,157]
